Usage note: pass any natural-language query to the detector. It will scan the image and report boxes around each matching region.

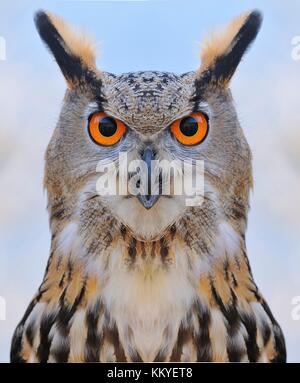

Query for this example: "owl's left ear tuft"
[198,10,263,86]
[34,10,98,88]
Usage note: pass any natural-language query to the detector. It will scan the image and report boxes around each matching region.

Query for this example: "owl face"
[97,71,208,239]
[36,10,261,241]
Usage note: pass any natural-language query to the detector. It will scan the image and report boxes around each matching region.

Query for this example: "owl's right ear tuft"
[34,10,98,88]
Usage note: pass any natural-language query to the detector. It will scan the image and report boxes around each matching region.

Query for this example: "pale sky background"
[0,0,300,362]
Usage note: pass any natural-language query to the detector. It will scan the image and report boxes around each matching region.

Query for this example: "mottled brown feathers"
[11,228,286,362]
[11,9,286,363]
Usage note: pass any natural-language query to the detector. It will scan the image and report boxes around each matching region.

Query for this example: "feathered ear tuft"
[34,10,98,88]
[198,10,263,86]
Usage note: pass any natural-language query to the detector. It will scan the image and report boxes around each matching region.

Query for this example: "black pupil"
[99,117,117,137]
[179,116,198,136]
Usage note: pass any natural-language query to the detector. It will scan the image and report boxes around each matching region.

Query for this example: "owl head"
[35,10,262,242]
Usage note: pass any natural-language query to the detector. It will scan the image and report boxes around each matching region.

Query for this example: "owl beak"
[137,194,159,210]
[137,147,160,210]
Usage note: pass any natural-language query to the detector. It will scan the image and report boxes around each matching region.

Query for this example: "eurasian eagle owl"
[11,9,286,363]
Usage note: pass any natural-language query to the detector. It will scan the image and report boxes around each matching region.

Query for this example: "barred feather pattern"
[11,217,286,363]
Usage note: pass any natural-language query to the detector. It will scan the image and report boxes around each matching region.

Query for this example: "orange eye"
[88,112,126,146]
[170,112,208,146]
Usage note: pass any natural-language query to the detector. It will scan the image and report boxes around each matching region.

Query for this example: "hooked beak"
[137,147,160,210]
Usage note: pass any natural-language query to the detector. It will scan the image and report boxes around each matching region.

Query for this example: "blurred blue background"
[0,0,299,362]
